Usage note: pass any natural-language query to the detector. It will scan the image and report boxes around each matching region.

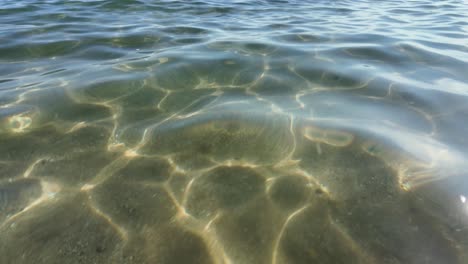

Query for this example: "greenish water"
[1,0,468,263]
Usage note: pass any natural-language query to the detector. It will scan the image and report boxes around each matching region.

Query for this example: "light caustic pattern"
[1,0,468,263]
[1,53,468,264]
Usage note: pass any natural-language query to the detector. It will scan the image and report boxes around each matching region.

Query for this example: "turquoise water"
[1,0,468,263]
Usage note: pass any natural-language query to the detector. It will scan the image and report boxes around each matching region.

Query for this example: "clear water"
[1,0,468,263]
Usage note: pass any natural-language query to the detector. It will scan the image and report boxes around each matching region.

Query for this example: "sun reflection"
[124,149,139,158]
[8,114,32,133]
[460,195,466,204]
[303,125,354,147]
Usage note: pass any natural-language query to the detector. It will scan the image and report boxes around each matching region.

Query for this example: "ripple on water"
[186,166,266,219]
[90,182,177,231]
[0,178,42,223]
[0,194,123,264]
[0,106,35,134]
[277,204,373,264]
[1,0,468,263]
[140,110,295,165]
[136,224,215,264]
[268,174,311,212]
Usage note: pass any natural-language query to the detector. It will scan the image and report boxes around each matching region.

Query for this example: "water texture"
[1,0,468,263]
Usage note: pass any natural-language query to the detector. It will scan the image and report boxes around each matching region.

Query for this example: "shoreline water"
[1,0,468,263]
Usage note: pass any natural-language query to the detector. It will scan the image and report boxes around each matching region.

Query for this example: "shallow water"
[1,0,468,263]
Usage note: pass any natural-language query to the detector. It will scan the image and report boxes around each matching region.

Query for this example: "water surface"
[1,0,468,263]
